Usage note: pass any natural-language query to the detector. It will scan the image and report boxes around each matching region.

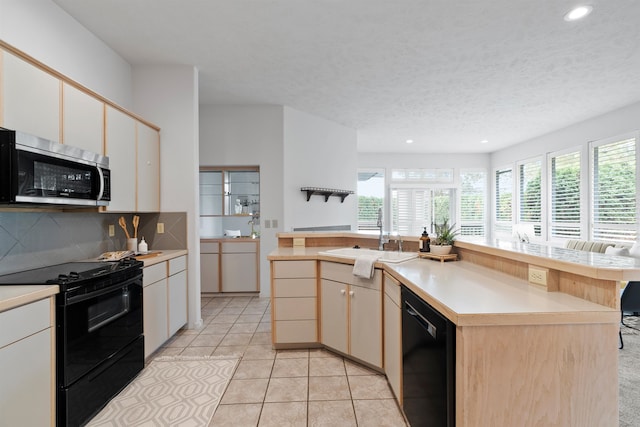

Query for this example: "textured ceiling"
[52,0,640,154]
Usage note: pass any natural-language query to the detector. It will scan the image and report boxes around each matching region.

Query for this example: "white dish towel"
[352,254,380,279]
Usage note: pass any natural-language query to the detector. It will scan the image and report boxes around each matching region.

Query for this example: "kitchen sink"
[318,247,418,263]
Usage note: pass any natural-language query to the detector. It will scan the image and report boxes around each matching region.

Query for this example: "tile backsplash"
[0,211,187,275]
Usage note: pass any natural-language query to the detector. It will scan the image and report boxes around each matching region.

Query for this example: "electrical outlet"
[528,266,548,286]
[157,223,165,234]
[108,224,115,237]
[272,219,278,228]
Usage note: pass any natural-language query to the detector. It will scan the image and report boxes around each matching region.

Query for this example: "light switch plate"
[264,220,271,228]
[272,219,278,228]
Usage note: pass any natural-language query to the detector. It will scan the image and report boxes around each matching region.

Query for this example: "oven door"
[58,276,143,386]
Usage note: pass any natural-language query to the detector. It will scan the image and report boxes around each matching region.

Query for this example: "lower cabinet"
[272,260,318,345]
[320,261,382,369]
[143,255,188,358]
[200,242,220,293]
[0,297,54,426]
[383,272,402,402]
[201,240,259,293]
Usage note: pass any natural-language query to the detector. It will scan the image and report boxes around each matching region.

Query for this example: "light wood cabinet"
[1,50,60,142]
[136,122,160,212]
[272,260,318,345]
[200,242,220,293]
[105,105,136,212]
[221,241,259,292]
[320,261,382,368]
[62,82,104,154]
[383,272,402,402]
[0,297,54,427]
[142,254,188,358]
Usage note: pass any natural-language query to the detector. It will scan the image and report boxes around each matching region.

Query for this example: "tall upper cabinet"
[136,123,161,212]
[105,106,137,211]
[62,82,104,155]
[1,50,60,142]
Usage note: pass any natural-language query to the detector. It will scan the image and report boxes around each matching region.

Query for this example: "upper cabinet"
[62,82,104,154]
[136,122,160,212]
[105,106,136,212]
[1,50,60,142]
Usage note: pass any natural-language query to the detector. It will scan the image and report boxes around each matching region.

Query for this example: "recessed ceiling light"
[406,139,414,144]
[480,139,488,144]
[564,5,593,21]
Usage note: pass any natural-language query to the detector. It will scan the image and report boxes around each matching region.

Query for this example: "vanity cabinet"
[142,254,188,358]
[62,82,104,154]
[383,272,402,402]
[221,241,259,292]
[320,261,382,368]
[272,260,318,345]
[0,297,54,426]
[1,50,60,142]
[200,241,220,293]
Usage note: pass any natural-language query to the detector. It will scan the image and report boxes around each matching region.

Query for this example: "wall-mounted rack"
[301,187,354,203]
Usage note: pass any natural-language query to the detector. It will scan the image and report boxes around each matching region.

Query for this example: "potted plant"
[431,220,459,255]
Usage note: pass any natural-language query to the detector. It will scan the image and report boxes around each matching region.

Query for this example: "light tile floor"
[153,295,407,426]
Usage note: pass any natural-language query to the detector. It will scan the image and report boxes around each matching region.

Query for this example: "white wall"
[491,101,640,168]
[283,107,359,231]
[0,0,133,109]
[359,152,490,170]
[133,65,201,329]
[199,105,285,297]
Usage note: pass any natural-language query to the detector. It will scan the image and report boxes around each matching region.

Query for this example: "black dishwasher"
[402,285,455,427]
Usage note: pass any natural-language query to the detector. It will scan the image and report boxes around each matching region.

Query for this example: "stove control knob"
[69,272,80,280]
[57,274,69,283]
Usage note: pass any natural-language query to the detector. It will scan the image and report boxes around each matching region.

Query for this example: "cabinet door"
[221,252,258,292]
[200,253,220,293]
[136,122,160,212]
[105,106,136,211]
[350,284,382,368]
[143,278,168,358]
[2,50,60,141]
[168,270,188,336]
[384,292,402,400]
[62,82,104,154]
[0,329,52,426]
[320,279,348,355]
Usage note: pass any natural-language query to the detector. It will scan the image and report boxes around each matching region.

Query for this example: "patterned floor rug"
[621,315,640,335]
[87,356,238,427]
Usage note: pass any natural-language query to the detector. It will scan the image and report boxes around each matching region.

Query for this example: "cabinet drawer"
[275,320,317,343]
[200,242,219,253]
[321,261,381,289]
[169,255,187,275]
[273,278,316,297]
[384,273,401,306]
[222,242,257,253]
[0,298,51,349]
[273,260,316,278]
[143,262,167,286]
[275,297,316,320]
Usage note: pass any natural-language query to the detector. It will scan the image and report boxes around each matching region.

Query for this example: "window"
[591,134,637,242]
[518,159,542,237]
[391,187,455,236]
[494,167,513,236]
[357,170,385,230]
[460,170,486,237]
[549,149,582,239]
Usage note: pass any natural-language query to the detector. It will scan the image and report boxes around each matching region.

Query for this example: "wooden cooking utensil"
[118,216,131,239]
[132,215,140,239]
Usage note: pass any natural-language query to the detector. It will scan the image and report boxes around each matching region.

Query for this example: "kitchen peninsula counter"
[269,234,622,426]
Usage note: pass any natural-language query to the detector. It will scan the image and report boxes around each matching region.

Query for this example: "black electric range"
[0,258,145,427]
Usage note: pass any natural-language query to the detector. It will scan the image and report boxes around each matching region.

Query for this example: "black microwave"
[0,128,110,207]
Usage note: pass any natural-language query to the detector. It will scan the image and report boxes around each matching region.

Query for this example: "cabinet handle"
[341,289,346,295]
[349,290,354,297]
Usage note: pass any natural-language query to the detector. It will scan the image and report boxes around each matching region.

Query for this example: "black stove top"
[0,258,142,287]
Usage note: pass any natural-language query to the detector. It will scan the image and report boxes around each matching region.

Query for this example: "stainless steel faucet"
[377,207,387,250]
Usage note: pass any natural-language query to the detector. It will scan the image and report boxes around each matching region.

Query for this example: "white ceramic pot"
[430,245,452,255]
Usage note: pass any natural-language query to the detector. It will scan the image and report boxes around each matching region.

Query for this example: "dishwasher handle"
[405,300,437,339]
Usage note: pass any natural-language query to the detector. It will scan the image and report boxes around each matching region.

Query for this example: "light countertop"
[0,285,58,313]
[135,249,188,266]
[268,246,619,327]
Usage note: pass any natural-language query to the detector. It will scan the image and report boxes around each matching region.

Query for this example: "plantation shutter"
[494,168,513,235]
[460,170,486,236]
[550,151,581,238]
[518,160,541,236]
[592,136,637,241]
[391,188,432,236]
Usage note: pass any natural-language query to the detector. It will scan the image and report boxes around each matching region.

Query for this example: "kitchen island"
[269,233,628,426]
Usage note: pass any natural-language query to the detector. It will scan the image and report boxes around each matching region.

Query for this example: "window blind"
[460,170,486,236]
[550,151,581,238]
[518,160,541,236]
[592,137,637,241]
[495,168,513,235]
